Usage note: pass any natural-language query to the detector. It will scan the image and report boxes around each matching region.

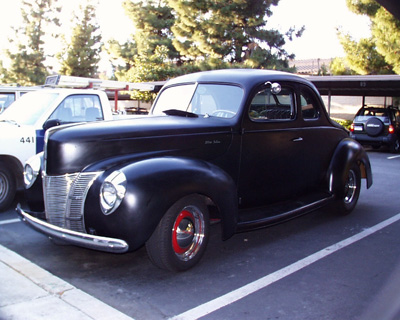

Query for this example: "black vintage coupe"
[19,69,372,271]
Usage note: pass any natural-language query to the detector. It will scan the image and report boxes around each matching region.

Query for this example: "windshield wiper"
[0,119,19,126]
[163,109,198,118]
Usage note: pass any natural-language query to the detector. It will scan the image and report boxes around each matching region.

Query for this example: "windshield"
[152,83,244,118]
[0,91,58,125]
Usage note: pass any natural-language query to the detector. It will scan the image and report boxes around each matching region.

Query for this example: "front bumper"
[16,204,129,254]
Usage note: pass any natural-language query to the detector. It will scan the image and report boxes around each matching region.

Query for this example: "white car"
[0,87,114,211]
[0,86,40,114]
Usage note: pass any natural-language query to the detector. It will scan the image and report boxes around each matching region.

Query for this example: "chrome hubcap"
[172,205,205,261]
[0,172,9,201]
[344,169,357,204]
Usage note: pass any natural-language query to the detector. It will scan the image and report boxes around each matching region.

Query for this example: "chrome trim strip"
[17,205,129,254]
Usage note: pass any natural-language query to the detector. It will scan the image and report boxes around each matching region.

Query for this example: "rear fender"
[328,138,373,197]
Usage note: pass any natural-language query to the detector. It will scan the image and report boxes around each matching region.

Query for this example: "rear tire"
[390,137,400,153]
[333,164,361,215]
[0,164,16,212]
[146,194,209,272]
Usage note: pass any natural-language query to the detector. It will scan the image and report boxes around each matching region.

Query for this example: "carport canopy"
[306,75,400,113]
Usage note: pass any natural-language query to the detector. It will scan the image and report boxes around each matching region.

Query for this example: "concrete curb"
[0,244,134,320]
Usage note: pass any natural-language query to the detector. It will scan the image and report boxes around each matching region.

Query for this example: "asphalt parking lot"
[1,150,400,320]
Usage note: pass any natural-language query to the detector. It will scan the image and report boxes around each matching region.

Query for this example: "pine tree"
[167,0,303,67]
[58,2,102,77]
[123,0,179,61]
[337,32,392,74]
[343,0,400,74]
[105,39,138,78]
[3,0,61,85]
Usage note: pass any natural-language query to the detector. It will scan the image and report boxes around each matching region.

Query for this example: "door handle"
[292,137,303,142]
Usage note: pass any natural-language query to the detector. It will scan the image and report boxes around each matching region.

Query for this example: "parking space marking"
[387,155,400,160]
[170,212,400,320]
[0,218,20,226]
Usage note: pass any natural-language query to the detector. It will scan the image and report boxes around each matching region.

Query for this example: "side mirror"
[265,81,281,95]
[43,119,61,131]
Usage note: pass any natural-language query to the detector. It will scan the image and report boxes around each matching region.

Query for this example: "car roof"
[164,69,317,90]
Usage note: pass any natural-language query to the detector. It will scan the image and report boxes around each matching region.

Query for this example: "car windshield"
[152,83,244,118]
[0,91,58,126]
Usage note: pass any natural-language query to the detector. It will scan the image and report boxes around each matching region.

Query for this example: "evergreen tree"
[337,32,392,74]
[114,0,301,79]
[105,39,138,79]
[122,45,175,102]
[3,0,61,85]
[167,0,303,67]
[58,2,102,77]
[343,0,400,74]
[330,57,354,75]
[122,0,179,61]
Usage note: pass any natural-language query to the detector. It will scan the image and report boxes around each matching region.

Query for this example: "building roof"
[289,58,332,75]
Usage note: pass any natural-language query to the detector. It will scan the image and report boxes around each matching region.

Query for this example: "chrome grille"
[44,172,101,233]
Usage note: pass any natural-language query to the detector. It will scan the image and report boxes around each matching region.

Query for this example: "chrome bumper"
[16,204,129,254]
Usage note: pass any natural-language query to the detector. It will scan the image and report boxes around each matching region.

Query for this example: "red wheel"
[146,195,209,271]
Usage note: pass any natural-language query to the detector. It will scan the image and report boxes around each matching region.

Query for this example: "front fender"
[328,138,373,197]
[84,157,238,250]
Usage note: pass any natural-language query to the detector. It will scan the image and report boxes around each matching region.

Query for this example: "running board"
[236,193,335,232]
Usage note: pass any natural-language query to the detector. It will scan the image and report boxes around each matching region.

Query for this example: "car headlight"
[24,152,43,189]
[100,171,127,215]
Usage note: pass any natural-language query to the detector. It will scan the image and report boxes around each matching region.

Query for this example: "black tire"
[390,137,400,153]
[333,164,361,215]
[364,117,384,137]
[146,194,210,272]
[0,165,17,212]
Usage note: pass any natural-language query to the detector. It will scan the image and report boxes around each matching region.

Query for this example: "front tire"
[334,164,361,215]
[0,164,16,212]
[146,194,210,272]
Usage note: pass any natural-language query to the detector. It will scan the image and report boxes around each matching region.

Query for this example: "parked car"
[0,88,114,212]
[18,69,372,272]
[0,75,156,212]
[0,85,40,114]
[349,105,400,153]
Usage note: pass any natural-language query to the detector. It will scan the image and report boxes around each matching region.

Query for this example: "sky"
[0,0,372,68]
[268,0,372,60]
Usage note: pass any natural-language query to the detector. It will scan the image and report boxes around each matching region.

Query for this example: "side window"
[49,94,103,123]
[0,93,16,113]
[249,86,295,121]
[299,87,320,120]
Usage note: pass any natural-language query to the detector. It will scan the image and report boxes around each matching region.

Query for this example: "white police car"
[0,75,157,211]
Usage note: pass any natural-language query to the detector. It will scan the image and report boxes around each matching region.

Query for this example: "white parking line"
[387,155,400,160]
[0,218,20,226]
[170,213,400,320]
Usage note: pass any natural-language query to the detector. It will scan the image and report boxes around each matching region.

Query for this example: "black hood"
[45,115,235,175]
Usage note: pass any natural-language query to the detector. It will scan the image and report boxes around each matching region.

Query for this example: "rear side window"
[249,86,295,121]
[0,93,16,113]
[299,87,320,120]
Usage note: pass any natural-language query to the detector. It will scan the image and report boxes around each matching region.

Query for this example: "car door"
[238,82,310,209]
[238,81,342,211]
[293,84,340,192]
